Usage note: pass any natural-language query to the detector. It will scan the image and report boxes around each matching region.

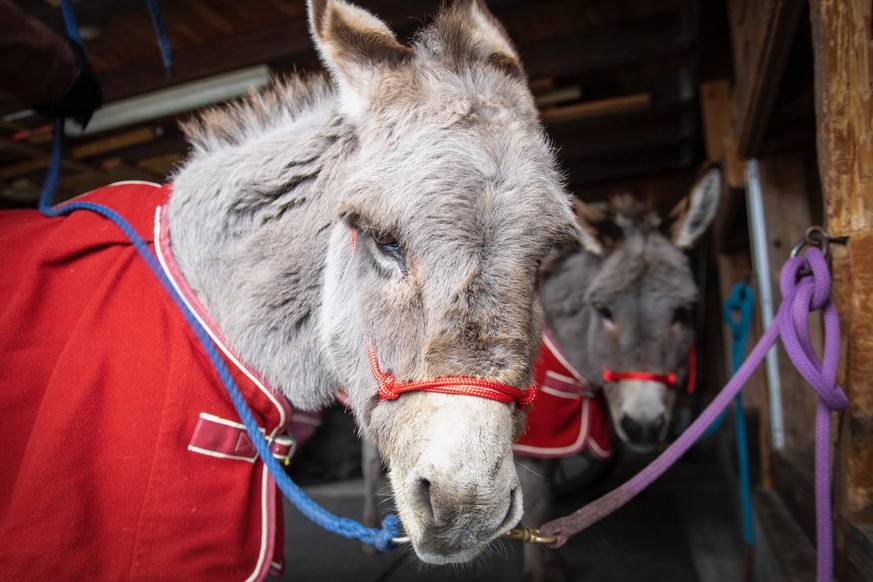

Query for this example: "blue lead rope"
[723,282,756,548]
[40,120,403,552]
[143,0,175,74]
[41,0,404,553]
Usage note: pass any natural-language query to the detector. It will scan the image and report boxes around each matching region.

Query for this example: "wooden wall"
[810,0,873,578]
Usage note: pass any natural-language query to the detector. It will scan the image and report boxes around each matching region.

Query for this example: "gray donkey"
[172,0,580,568]
[518,166,722,582]
[0,0,579,577]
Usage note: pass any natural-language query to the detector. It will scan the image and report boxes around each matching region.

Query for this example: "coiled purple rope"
[540,246,847,582]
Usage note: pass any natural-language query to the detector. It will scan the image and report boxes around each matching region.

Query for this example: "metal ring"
[790,226,830,258]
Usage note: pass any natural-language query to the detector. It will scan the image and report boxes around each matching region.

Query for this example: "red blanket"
[0,182,293,580]
[514,333,612,459]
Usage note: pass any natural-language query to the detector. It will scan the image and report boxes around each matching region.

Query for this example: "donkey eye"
[594,303,613,322]
[371,230,404,267]
[372,231,398,249]
[672,305,693,326]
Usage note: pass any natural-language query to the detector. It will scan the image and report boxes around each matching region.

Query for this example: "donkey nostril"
[620,416,644,442]
[621,415,665,445]
[416,477,435,522]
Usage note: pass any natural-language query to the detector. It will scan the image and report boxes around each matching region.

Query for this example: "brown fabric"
[0,0,77,107]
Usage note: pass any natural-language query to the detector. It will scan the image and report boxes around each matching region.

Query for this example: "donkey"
[518,166,722,582]
[0,0,579,577]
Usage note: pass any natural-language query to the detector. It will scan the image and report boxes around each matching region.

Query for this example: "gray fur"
[167,0,578,565]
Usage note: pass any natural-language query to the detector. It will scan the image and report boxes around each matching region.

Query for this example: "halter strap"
[601,343,697,394]
[366,344,537,406]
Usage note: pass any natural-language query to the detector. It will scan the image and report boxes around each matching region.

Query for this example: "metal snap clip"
[504,526,559,544]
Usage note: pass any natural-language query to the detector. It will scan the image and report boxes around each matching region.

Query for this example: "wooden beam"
[0,137,92,174]
[755,154,823,453]
[556,110,694,160]
[0,158,51,181]
[727,0,806,158]
[136,152,183,177]
[69,128,159,160]
[810,0,873,576]
[565,141,695,186]
[699,80,746,188]
[540,93,651,125]
[94,1,441,102]
[519,8,695,80]
[92,3,694,104]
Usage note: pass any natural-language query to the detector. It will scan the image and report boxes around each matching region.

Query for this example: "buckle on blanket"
[188,412,296,465]
[269,433,297,467]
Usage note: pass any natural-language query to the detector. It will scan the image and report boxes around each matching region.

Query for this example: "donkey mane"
[180,73,334,155]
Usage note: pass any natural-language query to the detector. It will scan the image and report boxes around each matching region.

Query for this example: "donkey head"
[311,0,579,563]
[572,167,721,452]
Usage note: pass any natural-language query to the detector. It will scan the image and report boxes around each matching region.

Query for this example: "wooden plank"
[848,524,873,581]
[809,0,873,576]
[565,141,695,186]
[0,158,50,181]
[753,489,817,581]
[0,137,93,174]
[69,128,158,160]
[540,94,651,125]
[699,78,772,481]
[771,449,816,543]
[137,152,184,177]
[727,0,805,158]
[94,0,441,102]
[517,9,695,80]
[699,80,746,189]
[93,3,692,104]
[756,153,822,454]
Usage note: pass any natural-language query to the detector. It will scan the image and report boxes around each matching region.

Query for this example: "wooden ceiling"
[1,0,732,206]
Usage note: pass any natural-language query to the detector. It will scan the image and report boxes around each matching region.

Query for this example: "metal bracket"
[790,225,848,259]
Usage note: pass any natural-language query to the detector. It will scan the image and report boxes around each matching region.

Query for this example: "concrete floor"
[270,441,745,582]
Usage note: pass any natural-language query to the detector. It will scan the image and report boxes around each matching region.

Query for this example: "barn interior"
[2,1,869,581]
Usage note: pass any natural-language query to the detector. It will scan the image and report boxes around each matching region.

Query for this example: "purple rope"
[540,247,847,582]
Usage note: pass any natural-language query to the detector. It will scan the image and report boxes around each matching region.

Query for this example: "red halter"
[367,344,537,406]
[601,344,697,394]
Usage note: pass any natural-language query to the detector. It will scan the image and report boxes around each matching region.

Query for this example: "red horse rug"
[0,182,296,580]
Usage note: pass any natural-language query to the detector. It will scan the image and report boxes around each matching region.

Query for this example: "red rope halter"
[366,344,537,406]
[601,344,697,394]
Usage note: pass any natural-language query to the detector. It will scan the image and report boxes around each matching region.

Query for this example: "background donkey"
[0,0,580,576]
[518,166,722,582]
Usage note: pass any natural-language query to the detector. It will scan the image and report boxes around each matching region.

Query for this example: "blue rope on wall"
[723,281,756,547]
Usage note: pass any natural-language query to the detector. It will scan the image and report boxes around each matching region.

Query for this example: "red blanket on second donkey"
[514,332,613,460]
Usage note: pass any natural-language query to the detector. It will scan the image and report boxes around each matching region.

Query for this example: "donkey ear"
[307,0,412,119]
[428,0,523,76]
[669,165,722,249]
[574,199,616,257]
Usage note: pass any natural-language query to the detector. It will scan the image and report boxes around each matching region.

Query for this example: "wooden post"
[700,79,772,486]
[755,154,822,454]
[809,0,873,577]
